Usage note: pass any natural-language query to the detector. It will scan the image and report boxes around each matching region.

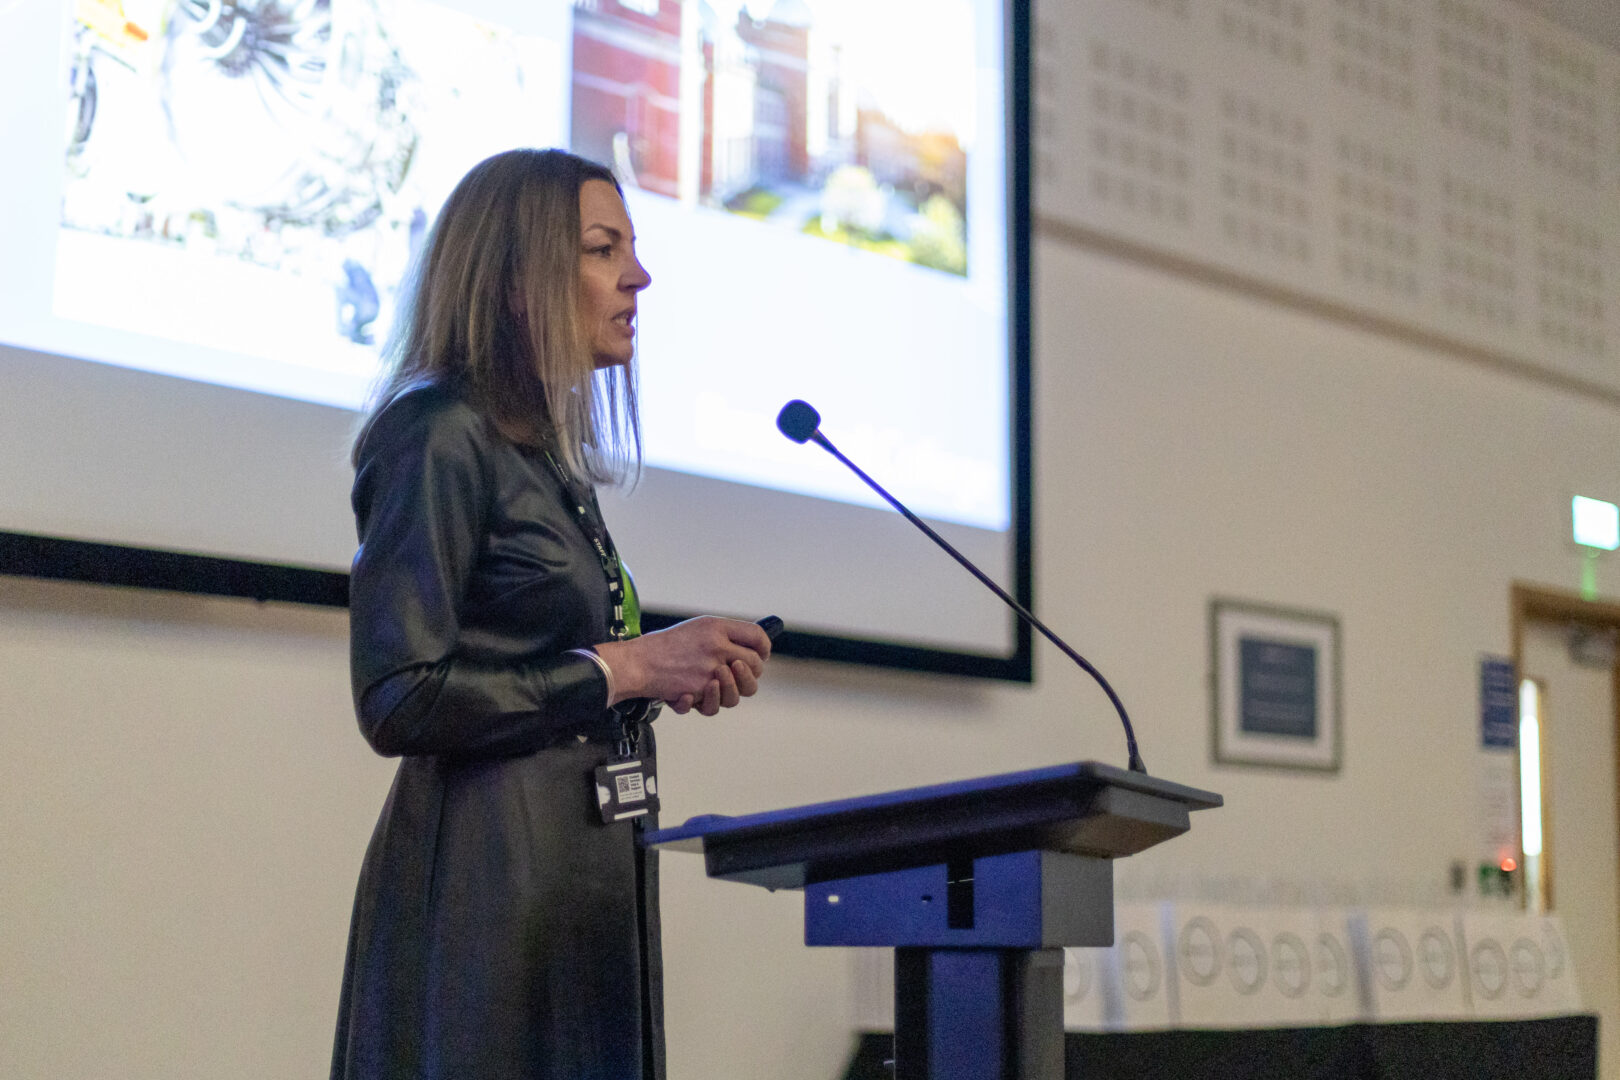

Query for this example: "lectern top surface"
[645,760,1221,852]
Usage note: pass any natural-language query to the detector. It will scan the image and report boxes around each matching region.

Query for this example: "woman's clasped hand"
[595,616,772,716]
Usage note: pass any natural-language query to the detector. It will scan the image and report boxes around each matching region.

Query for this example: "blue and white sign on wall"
[1479,656,1517,751]
[1212,599,1341,772]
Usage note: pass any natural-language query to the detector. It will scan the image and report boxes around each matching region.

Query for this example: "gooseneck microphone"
[776,399,1147,774]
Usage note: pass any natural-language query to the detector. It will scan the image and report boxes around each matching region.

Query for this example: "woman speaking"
[331,149,773,1080]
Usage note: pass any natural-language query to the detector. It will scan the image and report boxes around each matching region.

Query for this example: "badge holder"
[595,748,659,823]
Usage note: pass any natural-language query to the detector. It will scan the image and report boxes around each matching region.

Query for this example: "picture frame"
[1210,598,1342,772]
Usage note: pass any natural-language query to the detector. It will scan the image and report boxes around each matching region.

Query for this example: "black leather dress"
[330,382,663,1080]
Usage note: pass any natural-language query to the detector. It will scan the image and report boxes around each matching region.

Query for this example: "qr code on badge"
[615,772,645,804]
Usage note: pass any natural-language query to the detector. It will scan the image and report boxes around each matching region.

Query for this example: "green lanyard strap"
[542,452,653,749]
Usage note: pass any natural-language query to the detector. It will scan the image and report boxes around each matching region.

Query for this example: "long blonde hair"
[356,148,639,485]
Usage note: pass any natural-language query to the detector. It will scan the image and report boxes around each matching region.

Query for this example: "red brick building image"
[570,0,685,198]
[568,0,969,277]
[731,1,810,184]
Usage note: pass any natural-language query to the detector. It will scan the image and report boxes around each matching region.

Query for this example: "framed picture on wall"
[1210,599,1342,772]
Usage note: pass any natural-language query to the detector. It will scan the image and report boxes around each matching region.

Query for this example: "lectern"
[644,761,1221,1080]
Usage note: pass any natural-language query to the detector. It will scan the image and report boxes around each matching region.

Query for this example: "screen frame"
[0,0,1035,683]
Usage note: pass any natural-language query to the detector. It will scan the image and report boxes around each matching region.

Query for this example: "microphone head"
[776,399,822,444]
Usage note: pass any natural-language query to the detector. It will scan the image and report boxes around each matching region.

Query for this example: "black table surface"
[840,1017,1597,1080]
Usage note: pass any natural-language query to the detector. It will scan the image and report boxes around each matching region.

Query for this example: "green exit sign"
[1573,496,1619,550]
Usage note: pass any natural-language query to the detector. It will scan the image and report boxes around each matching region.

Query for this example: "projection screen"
[0,0,1032,679]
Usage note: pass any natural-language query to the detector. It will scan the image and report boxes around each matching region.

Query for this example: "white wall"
[0,579,377,1079]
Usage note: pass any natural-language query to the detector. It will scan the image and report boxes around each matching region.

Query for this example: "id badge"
[594,752,659,824]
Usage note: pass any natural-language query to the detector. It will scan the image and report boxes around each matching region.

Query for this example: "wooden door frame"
[1511,582,1620,913]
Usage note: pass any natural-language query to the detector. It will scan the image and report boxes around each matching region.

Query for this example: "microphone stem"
[814,433,1147,774]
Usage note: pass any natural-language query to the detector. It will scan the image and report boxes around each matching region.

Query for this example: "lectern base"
[805,851,1110,1080]
[643,763,1221,1079]
[893,947,1065,1080]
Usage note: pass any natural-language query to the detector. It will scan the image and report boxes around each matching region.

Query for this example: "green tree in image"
[909,193,967,276]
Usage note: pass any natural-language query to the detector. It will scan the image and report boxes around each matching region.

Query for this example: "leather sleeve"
[348,392,611,759]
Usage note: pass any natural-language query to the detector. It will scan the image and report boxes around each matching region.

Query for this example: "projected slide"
[10,0,1007,530]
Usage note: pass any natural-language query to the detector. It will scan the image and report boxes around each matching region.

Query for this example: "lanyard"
[543,451,628,642]
[542,452,647,753]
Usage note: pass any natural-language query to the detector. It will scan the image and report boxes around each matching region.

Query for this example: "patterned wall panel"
[1036,0,1620,394]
